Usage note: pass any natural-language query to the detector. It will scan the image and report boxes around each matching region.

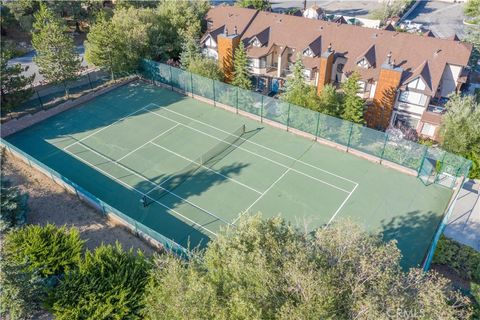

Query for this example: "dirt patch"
[2,152,155,254]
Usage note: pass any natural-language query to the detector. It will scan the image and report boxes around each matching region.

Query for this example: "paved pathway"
[444,179,480,251]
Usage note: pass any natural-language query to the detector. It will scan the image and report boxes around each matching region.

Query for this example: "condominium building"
[200,6,472,141]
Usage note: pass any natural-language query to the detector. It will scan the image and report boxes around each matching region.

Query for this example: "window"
[303,47,314,57]
[394,113,419,129]
[357,58,369,68]
[337,63,344,73]
[406,77,426,91]
[249,57,266,68]
[421,123,436,136]
[398,90,428,106]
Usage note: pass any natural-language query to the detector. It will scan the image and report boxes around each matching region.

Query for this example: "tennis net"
[146,124,246,202]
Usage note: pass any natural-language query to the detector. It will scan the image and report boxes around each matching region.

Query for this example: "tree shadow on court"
[380,210,443,270]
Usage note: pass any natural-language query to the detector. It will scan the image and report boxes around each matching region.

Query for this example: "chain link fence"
[139,59,471,189]
[3,69,112,122]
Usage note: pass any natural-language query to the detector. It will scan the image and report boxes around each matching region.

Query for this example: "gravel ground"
[2,152,155,254]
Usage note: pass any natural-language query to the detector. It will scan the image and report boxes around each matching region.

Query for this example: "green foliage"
[370,0,413,21]
[188,57,224,81]
[472,283,480,319]
[341,72,365,124]
[433,236,480,283]
[0,178,28,233]
[151,0,210,61]
[0,46,34,113]
[31,4,81,96]
[282,55,320,111]
[236,0,271,10]
[465,0,480,19]
[465,26,480,70]
[180,30,201,70]
[0,224,84,319]
[231,41,252,90]
[440,94,480,178]
[49,243,151,320]
[85,8,153,79]
[143,215,472,319]
[318,83,343,116]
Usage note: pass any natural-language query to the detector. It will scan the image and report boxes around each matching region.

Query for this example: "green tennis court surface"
[5,81,453,267]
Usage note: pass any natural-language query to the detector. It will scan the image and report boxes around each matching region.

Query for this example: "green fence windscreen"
[138,59,471,187]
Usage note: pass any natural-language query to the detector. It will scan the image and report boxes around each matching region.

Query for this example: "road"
[8,45,88,85]
[406,0,466,39]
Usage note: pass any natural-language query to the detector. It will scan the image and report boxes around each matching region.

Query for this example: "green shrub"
[49,242,151,320]
[0,224,84,319]
[0,178,28,232]
[433,236,480,283]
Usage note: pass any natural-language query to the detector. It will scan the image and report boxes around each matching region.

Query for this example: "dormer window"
[252,37,262,47]
[407,77,426,91]
[357,58,369,69]
[303,47,314,57]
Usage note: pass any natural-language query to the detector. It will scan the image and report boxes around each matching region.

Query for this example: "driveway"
[8,45,88,85]
[406,0,466,39]
[444,179,480,251]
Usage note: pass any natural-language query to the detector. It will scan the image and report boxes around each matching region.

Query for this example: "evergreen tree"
[318,83,343,116]
[282,54,319,110]
[180,29,201,70]
[341,72,365,124]
[231,41,252,90]
[31,4,81,97]
[0,47,34,112]
[236,0,271,10]
[188,57,224,81]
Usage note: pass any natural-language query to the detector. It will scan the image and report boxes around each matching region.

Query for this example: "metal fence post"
[169,65,174,91]
[379,133,389,164]
[286,103,291,131]
[346,122,354,152]
[86,72,94,90]
[417,146,429,177]
[190,72,194,98]
[260,95,264,123]
[314,112,321,141]
[35,89,44,110]
[213,79,216,107]
[236,87,239,114]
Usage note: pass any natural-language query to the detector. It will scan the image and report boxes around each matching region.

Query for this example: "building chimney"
[365,55,403,130]
[217,30,240,83]
[234,25,238,35]
[317,44,335,95]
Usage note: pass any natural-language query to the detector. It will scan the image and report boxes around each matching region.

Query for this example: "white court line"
[116,123,180,162]
[232,168,292,225]
[148,141,262,195]
[148,110,352,194]
[156,105,358,187]
[326,183,359,226]
[65,139,233,227]
[63,103,155,151]
[63,147,217,236]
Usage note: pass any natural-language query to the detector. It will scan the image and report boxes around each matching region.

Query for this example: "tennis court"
[4,81,453,267]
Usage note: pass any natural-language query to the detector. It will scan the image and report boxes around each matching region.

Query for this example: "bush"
[143,216,472,319]
[0,178,28,232]
[433,236,480,283]
[0,224,84,319]
[48,242,151,320]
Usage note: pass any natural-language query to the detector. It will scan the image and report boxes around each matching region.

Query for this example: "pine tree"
[180,29,201,70]
[0,47,34,112]
[31,4,81,97]
[282,54,319,110]
[318,83,342,116]
[231,41,252,90]
[341,72,365,124]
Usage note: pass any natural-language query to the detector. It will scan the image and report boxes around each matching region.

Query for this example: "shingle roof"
[205,7,472,93]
